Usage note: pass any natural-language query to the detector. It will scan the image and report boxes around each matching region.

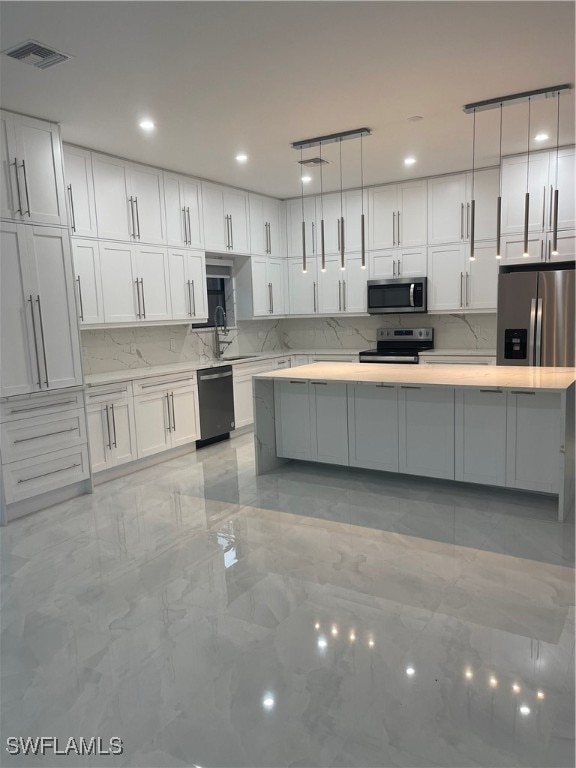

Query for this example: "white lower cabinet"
[398,386,455,479]
[233,376,254,430]
[348,383,399,472]
[133,377,198,458]
[455,388,507,486]
[85,384,136,473]
[310,381,349,465]
[506,390,561,494]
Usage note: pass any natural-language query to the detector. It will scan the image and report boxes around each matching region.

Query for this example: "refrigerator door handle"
[534,298,543,366]
[528,298,537,366]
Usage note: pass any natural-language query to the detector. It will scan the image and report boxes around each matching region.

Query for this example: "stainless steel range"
[359,328,434,364]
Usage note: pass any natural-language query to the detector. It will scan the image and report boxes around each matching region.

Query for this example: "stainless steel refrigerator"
[496,263,575,367]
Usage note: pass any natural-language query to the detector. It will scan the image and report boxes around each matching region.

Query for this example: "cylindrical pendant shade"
[552,189,559,254]
[469,199,476,260]
[496,196,502,258]
[301,220,307,272]
[361,213,366,268]
[340,217,345,270]
[523,192,530,256]
[320,219,326,271]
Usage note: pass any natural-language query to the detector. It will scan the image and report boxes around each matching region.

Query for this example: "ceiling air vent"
[2,40,72,70]
[299,157,329,168]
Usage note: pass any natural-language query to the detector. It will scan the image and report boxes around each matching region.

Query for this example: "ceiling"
[1,1,574,199]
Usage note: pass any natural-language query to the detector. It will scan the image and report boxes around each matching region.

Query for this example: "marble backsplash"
[80,314,496,375]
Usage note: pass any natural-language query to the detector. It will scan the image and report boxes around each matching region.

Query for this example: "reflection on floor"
[1,433,574,768]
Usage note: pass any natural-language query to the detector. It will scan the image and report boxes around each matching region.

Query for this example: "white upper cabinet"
[286,197,316,258]
[249,194,282,257]
[317,256,342,314]
[99,241,138,323]
[427,241,497,312]
[500,152,550,236]
[548,146,576,231]
[370,181,427,250]
[167,248,207,321]
[202,183,250,254]
[133,245,171,322]
[0,111,67,226]
[288,255,318,315]
[468,167,499,242]
[63,145,97,238]
[236,255,286,318]
[91,152,166,244]
[92,154,133,241]
[72,239,104,325]
[341,254,368,313]
[428,170,498,245]
[370,247,427,279]
[164,172,203,249]
[466,240,498,310]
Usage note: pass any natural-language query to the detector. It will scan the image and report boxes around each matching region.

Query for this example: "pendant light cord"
[555,91,560,187]
[319,143,324,218]
[300,148,305,220]
[498,103,503,196]
[361,134,364,215]
[471,108,476,199]
[526,97,531,193]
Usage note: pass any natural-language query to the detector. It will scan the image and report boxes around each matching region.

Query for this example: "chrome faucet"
[213,305,228,359]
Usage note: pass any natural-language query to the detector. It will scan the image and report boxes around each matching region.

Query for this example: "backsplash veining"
[81,314,496,374]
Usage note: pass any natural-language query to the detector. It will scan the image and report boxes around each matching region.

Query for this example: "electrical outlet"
[170,338,177,353]
[129,342,136,355]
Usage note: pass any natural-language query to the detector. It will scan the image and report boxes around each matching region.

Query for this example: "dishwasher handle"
[198,370,233,381]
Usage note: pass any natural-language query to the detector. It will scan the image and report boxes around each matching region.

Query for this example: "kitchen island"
[253,363,576,521]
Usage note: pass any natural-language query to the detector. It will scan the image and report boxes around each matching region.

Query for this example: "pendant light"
[300,148,306,273]
[360,133,366,269]
[551,91,560,255]
[319,141,326,272]
[523,97,531,257]
[469,108,476,261]
[339,138,345,271]
[496,103,503,258]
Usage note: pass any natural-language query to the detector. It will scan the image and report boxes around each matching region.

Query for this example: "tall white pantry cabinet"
[0,109,89,524]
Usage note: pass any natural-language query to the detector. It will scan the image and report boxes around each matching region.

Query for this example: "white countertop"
[418,349,496,357]
[254,362,576,391]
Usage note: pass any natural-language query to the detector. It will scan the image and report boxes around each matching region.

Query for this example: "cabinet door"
[268,258,286,315]
[427,174,467,245]
[399,386,455,479]
[225,190,250,254]
[13,115,67,226]
[506,391,561,493]
[233,375,254,429]
[249,194,267,256]
[129,163,166,245]
[455,388,506,486]
[170,387,199,447]
[398,181,427,247]
[87,404,110,473]
[92,153,132,241]
[427,244,466,311]
[342,255,367,313]
[181,178,204,248]
[134,392,171,457]
[550,147,576,231]
[348,383,398,471]
[546,229,575,263]
[99,242,138,323]
[370,249,396,279]
[109,400,137,466]
[167,249,190,320]
[72,239,103,324]
[202,184,226,251]
[288,257,317,314]
[187,250,207,320]
[319,193,342,255]
[0,222,37,396]
[317,257,343,314]
[274,380,312,460]
[134,246,171,321]
[467,167,499,242]
[164,173,186,246]
[466,241,498,310]
[0,111,19,219]
[286,197,316,258]
[251,256,271,316]
[399,247,427,277]
[26,226,83,390]
[63,145,97,237]
[311,382,349,465]
[369,185,397,249]
[501,153,549,235]
[263,196,282,258]
[500,233,544,265]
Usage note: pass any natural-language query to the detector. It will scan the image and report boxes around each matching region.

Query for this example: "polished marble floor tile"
[1,433,574,767]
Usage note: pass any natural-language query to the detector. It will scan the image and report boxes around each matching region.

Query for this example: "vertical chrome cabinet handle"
[187,208,193,246]
[542,187,546,229]
[460,203,464,240]
[104,405,112,449]
[397,259,401,277]
[397,211,401,245]
[36,296,49,387]
[338,280,342,311]
[134,197,141,239]
[224,215,229,248]
[182,207,188,245]
[110,403,117,447]
[268,222,272,254]
[270,282,274,314]
[28,295,42,388]
[165,393,172,431]
[67,184,76,232]
[135,279,142,318]
[343,281,347,312]
[540,240,544,261]
[229,214,234,250]
[269,282,273,313]
[20,160,31,216]
[128,197,135,238]
[140,278,146,318]
[549,186,553,229]
[466,272,470,306]
[392,260,396,278]
[170,393,176,432]
[392,211,396,246]
[460,272,464,307]
[311,222,315,254]
[313,282,317,313]
[190,279,196,316]
[11,158,23,214]
[76,275,84,321]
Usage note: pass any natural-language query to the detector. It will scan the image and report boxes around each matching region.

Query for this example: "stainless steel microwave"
[367,277,427,314]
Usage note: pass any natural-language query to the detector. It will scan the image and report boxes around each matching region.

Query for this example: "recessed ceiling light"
[236,153,248,163]
[408,115,423,122]
[404,157,416,166]
[301,175,312,184]
[535,133,549,142]
[139,119,155,132]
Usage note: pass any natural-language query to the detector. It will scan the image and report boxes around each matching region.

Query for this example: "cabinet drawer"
[3,445,90,504]
[132,374,197,395]
[1,409,87,463]
[1,389,84,423]
[85,382,133,403]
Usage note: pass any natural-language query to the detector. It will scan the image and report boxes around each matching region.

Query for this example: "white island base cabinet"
[348,383,399,472]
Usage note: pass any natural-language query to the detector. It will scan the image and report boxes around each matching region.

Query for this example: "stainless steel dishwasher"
[196,365,235,447]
